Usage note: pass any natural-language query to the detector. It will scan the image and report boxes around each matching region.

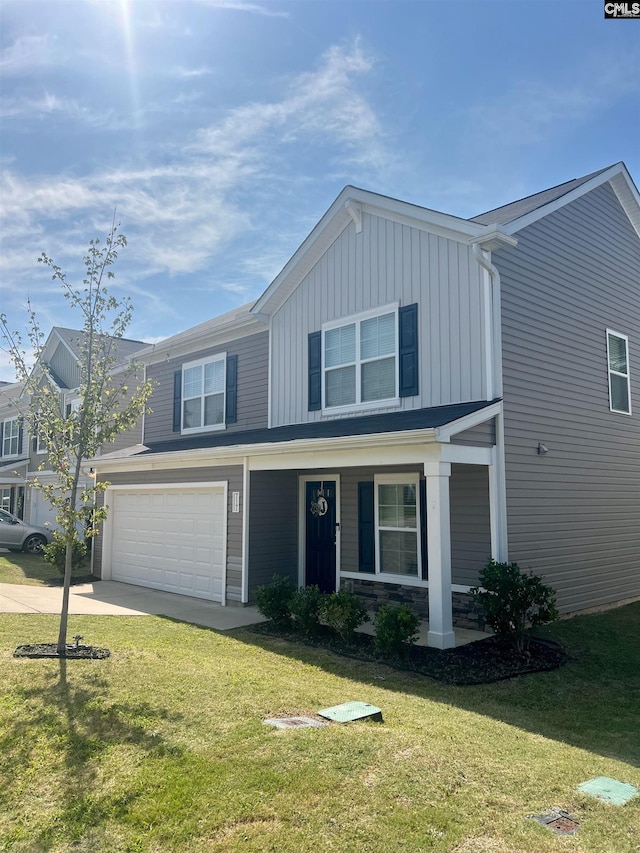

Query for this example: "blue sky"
[1,0,638,380]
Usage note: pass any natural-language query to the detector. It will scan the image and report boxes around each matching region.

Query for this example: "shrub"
[255,574,295,625]
[470,558,558,652]
[321,589,368,642]
[290,585,325,635]
[42,534,87,576]
[373,604,420,657]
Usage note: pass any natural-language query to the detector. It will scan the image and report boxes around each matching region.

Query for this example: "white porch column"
[424,460,455,649]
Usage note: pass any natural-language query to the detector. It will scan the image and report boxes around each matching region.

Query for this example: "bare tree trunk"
[56,541,74,655]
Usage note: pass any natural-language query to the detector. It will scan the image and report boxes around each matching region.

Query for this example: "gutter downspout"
[472,243,508,561]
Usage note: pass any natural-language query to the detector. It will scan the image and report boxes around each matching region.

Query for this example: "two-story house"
[92,162,640,649]
[0,381,28,519]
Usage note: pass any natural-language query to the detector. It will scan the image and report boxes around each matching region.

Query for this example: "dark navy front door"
[305,480,337,593]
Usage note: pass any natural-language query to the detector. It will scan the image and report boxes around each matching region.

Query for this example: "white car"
[0,509,53,554]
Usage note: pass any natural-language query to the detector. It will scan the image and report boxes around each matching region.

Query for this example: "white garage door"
[109,486,226,601]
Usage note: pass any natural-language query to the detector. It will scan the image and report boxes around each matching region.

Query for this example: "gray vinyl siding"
[248,470,298,596]
[270,212,487,426]
[101,370,145,454]
[49,343,81,389]
[93,465,244,601]
[144,331,268,444]
[450,463,491,586]
[450,418,495,447]
[499,182,640,613]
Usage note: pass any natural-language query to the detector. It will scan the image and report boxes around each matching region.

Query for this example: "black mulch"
[13,643,111,659]
[250,622,567,685]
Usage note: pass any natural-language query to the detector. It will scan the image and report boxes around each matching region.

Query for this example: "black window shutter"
[419,478,428,580]
[173,371,182,432]
[308,331,322,411]
[32,435,38,452]
[18,420,23,455]
[0,422,4,457]
[399,303,419,397]
[358,481,375,573]
[225,355,238,424]
[65,403,72,418]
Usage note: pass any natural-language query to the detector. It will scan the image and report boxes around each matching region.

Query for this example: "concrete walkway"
[0,580,266,632]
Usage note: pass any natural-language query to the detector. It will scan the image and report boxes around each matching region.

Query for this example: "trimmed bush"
[290,585,325,635]
[470,558,558,652]
[255,574,296,625]
[42,534,87,576]
[373,604,420,657]
[321,589,368,642]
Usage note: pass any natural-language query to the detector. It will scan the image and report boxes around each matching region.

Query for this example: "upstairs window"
[2,418,20,457]
[323,306,398,411]
[607,330,631,415]
[182,355,226,433]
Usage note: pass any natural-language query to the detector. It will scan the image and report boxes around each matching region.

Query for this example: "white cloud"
[195,0,289,18]
[0,34,57,75]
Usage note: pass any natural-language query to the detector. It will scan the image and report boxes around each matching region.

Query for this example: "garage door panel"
[109,486,226,602]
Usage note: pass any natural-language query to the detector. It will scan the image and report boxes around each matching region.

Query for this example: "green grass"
[1,604,639,852]
[0,551,61,586]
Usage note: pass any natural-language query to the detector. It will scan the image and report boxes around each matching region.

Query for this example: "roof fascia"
[435,400,501,442]
[135,314,268,367]
[252,186,488,317]
[501,163,640,238]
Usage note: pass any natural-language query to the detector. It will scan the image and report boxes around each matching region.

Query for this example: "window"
[374,474,421,578]
[607,330,631,414]
[2,418,20,457]
[0,489,11,512]
[182,355,226,433]
[323,306,398,411]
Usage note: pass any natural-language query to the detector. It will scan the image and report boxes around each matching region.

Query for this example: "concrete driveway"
[0,580,266,632]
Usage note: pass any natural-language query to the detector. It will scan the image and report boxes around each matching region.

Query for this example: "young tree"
[1,221,154,654]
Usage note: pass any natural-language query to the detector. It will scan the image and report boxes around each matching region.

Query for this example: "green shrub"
[42,534,87,576]
[470,558,558,651]
[255,574,296,625]
[290,585,326,635]
[373,604,420,657]
[321,589,368,642]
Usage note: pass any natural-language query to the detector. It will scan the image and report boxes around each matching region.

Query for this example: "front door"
[305,480,337,593]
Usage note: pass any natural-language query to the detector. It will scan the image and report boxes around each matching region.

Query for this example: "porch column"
[424,460,455,649]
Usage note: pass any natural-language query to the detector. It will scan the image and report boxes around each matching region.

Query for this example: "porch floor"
[357,613,490,647]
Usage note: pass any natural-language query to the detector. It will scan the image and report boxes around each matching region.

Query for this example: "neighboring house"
[0,381,28,518]
[7,327,149,531]
[92,162,640,649]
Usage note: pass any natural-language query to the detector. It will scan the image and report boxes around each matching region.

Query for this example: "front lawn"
[0,551,91,586]
[1,603,639,852]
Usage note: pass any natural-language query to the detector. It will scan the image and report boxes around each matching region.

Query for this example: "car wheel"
[23,534,47,555]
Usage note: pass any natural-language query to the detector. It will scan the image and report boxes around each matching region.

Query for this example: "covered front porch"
[244,403,506,649]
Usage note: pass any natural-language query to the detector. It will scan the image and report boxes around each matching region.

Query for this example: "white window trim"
[2,417,20,457]
[321,303,400,415]
[606,329,632,415]
[181,353,227,435]
[373,472,423,582]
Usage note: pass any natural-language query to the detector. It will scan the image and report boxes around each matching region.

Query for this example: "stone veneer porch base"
[343,577,489,633]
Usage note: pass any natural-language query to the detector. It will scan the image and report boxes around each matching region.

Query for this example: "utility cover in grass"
[530,809,579,836]
[263,717,327,729]
[577,777,639,806]
[318,701,383,723]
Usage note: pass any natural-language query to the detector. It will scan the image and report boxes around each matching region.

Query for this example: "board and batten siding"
[270,213,487,426]
[93,465,244,602]
[143,331,269,445]
[49,343,81,390]
[498,182,640,614]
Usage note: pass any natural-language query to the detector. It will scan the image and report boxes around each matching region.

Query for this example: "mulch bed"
[251,623,567,685]
[13,643,111,659]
